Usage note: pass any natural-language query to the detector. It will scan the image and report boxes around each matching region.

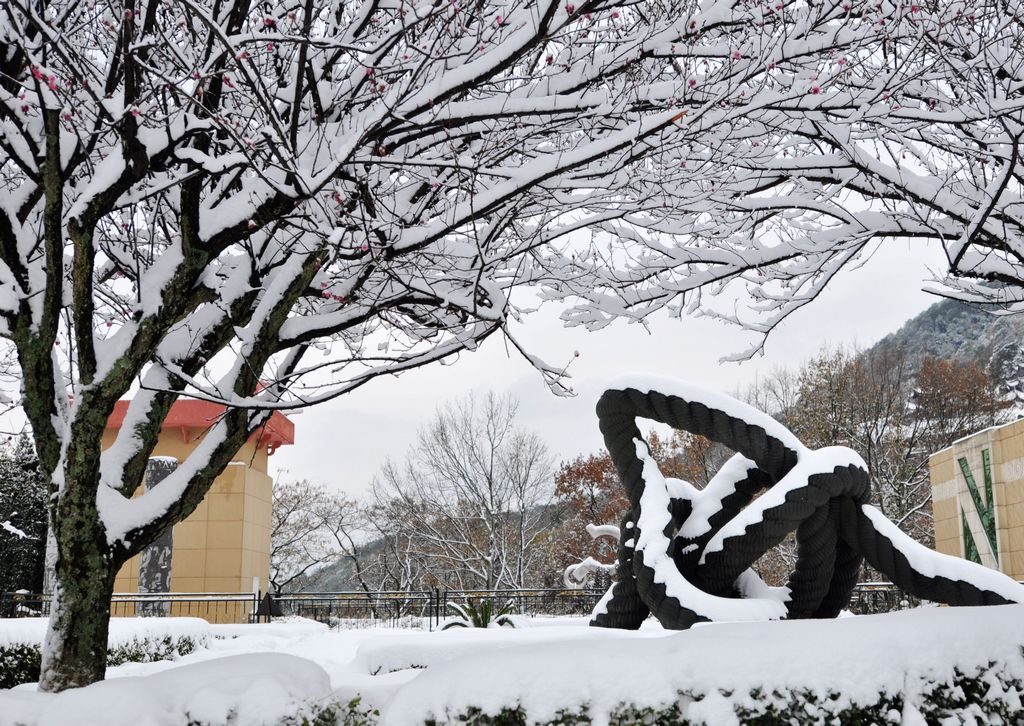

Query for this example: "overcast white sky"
[271,240,949,499]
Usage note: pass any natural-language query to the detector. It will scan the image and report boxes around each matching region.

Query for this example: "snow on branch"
[0,0,1013,570]
[1,519,30,540]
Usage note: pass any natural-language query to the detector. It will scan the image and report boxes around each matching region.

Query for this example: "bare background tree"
[269,480,366,592]
[369,392,554,591]
[742,345,1009,584]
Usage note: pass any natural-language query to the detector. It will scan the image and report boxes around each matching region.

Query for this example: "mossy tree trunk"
[39,516,119,691]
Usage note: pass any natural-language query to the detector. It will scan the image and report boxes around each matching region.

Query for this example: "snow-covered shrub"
[105,633,201,667]
[0,642,41,689]
[300,696,379,726]
[0,618,209,688]
[427,661,1023,725]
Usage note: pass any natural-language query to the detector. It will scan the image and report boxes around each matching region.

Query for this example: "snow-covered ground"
[2,606,1023,725]
[0,616,211,650]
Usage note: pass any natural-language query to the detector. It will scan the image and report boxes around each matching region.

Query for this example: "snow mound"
[0,617,210,648]
[0,653,332,726]
[210,615,328,640]
[353,624,663,675]
[378,605,1024,724]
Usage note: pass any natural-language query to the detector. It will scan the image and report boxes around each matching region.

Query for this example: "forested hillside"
[874,301,1024,402]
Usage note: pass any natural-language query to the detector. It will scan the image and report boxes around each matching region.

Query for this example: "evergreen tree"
[0,435,47,593]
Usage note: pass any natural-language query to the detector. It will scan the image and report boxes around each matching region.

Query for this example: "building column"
[138,457,178,616]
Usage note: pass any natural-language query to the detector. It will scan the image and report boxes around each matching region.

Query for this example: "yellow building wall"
[107,429,273,600]
[929,418,1024,580]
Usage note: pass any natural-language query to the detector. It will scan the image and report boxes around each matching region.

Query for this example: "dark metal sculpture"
[591,376,1024,630]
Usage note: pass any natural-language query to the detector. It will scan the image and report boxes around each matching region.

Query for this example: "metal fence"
[0,591,259,623]
[271,588,610,630]
[2,582,923,628]
[846,581,921,615]
[272,590,437,629]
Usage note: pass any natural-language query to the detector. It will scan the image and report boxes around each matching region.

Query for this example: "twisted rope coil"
[591,377,1024,630]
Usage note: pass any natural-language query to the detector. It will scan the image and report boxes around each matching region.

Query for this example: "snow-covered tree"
[0,0,926,691]
[0,435,47,593]
[545,0,1024,353]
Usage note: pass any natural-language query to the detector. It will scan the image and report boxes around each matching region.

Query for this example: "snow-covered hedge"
[0,653,373,725]
[0,617,210,688]
[371,606,1024,725]
[426,662,1022,725]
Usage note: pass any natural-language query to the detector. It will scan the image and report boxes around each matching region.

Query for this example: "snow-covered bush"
[427,661,1024,725]
[376,606,1024,725]
[0,618,209,688]
[0,653,343,725]
[0,642,41,690]
[301,696,379,726]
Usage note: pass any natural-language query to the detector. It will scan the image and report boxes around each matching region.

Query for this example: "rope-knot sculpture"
[587,375,1024,630]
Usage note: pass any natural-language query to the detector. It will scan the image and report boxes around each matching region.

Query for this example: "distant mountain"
[292,536,387,592]
[874,300,1012,363]
[871,299,1024,402]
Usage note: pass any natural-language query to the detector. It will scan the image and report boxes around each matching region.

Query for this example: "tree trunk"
[38,548,117,690]
[38,474,118,692]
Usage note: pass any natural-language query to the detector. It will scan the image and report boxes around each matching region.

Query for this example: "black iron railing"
[0,591,259,623]
[846,581,921,615]
[270,588,611,630]
[272,590,436,628]
[1,582,930,628]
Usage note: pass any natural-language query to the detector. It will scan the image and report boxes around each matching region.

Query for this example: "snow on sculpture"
[585,374,1024,630]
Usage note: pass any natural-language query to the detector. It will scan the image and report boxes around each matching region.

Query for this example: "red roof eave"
[106,399,295,449]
